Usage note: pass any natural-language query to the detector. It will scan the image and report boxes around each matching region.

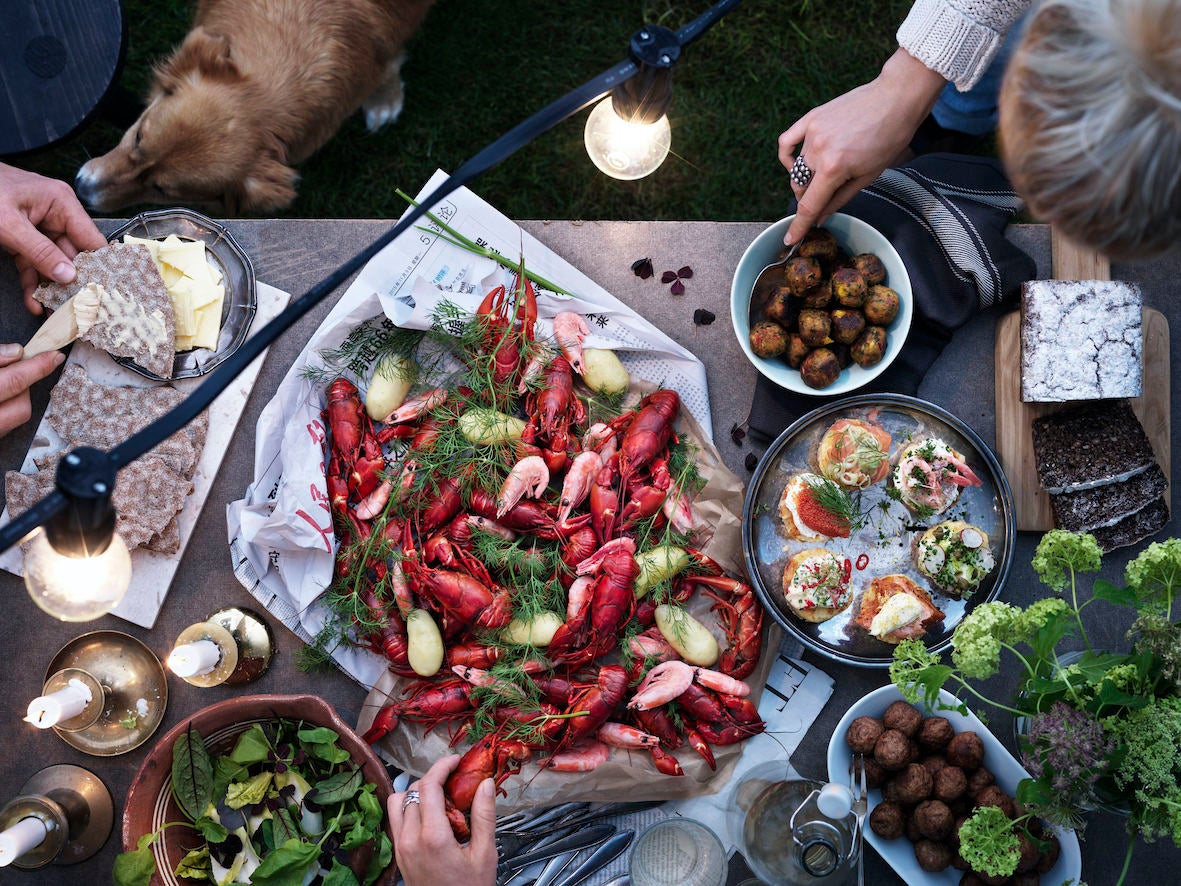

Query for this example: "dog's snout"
[74,162,101,208]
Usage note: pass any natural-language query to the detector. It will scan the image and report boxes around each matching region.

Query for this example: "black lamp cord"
[0,0,743,555]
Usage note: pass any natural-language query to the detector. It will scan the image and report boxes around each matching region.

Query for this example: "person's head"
[1000,0,1181,259]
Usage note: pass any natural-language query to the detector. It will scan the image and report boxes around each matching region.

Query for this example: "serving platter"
[826,686,1082,885]
[107,207,258,380]
[743,394,1015,668]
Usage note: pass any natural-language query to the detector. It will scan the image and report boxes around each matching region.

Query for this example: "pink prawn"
[553,312,590,374]
[598,722,661,749]
[557,450,603,525]
[381,388,447,424]
[628,660,694,711]
[497,456,550,517]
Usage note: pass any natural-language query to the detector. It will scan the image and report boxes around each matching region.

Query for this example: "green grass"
[23,0,915,221]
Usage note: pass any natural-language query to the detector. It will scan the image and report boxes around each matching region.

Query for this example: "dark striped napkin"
[747,153,1036,442]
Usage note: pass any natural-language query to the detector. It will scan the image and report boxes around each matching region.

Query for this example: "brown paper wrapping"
[354,386,783,810]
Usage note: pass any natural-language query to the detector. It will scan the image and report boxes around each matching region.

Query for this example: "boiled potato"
[655,604,719,666]
[503,611,564,647]
[634,546,690,598]
[405,609,444,676]
[365,355,414,421]
[459,408,526,444]
[581,348,630,396]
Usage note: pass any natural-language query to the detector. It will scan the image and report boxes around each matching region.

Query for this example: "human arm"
[0,163,107,314]
[387,755,497,886]
[0,345,64,436]
[778,48,947,245]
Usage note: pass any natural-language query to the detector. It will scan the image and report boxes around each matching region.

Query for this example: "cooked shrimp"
[628,660,694,711]
[496,455,549,517]
[553,312,590,374]
[557,451,603,524]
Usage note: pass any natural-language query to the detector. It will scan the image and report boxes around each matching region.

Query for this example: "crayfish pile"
[314,273,767,838]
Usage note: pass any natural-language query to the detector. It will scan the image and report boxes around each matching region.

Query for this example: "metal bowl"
[730,214,913,396]
[121,694,395,886]
[742,394,1015,668]
[106,208,257,380]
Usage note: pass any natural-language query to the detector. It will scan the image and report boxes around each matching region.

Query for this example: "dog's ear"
[158,26,238,87]
[227,152,299,214]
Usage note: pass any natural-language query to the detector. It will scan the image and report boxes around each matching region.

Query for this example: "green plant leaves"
[229,723,273,765]
[172,726,214,823]
[309,767,363,806]
[113,833,158,886]
[226,771,274,810]
[249,839,320,886]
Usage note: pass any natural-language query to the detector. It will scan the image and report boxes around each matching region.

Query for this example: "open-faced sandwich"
[854,573,945,643]
[914,520,995,596]
[817,417,891,489]
[779,472,853,541]
[783,547,853,623]
[890,436,981,514]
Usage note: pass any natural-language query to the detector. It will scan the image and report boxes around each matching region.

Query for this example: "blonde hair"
[1000,0,1181,259]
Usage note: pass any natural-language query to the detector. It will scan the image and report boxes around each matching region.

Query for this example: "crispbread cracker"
[34,243,176,378]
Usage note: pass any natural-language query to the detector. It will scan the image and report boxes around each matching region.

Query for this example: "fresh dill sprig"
[804,476,862,533]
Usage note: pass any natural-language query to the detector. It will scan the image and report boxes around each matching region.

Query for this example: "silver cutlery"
[550,829,635,886]
[850,755,867,886]
[496,824,616,885]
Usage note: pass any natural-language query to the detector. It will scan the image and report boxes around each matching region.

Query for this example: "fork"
[849,754,867,886]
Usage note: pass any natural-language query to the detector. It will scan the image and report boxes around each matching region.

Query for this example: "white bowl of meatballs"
[731,213,912,395]
[827,685,1081,885]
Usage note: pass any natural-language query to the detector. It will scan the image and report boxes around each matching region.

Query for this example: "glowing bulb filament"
[584,98,671,180]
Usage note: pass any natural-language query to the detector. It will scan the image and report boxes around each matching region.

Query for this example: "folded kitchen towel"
[747,153,1036,442]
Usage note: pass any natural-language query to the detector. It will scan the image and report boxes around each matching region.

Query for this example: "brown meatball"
[947,732,986,771]
[797,308,832,346]
[830,309,866,344]
[883,701,923,736]
[914,839,953,873]
[1035,833,1060,873]
[763,288,796,327]
[974,785,1017,819]
[958,874,987,886]
[921,755,948,777]
[851,253,888,285]
[861,755,887,788]
[785,256,823,295]
[1015,831,1039,874]
[881,778,901,805]
[831,267,868,308]
[977,872,1012,886]
[918,716,956,751]
[798,227,839,263]
[1012,873,1041,886]
[967,767,995,796]
[952,815,969,849]
[934,766,969,803]
[749,322,789,358]
[894,762,933,804]
[800,348,841,389]
[850,325,888,367]
[905,812,923,842]
[873,729,913,771]
[914,799,955,840]
[952,852,972,872]
[869,800,906,839]
[801,278,833,309]
[785,334,810,369]
[831,342,852,369]
[864,284,901,325]
[845,716,885,754]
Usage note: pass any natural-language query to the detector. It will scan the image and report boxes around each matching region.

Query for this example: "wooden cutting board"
[994,231,1171,531]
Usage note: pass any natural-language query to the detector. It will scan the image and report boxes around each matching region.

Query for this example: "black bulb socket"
[46,447,117,558]
[610,25,679,124]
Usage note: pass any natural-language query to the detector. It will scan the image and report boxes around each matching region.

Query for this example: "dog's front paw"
[364,98,403,132]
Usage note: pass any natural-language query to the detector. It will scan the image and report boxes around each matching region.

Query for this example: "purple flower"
[1022,702,1113,796]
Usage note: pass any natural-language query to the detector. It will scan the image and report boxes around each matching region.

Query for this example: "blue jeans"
[932,10,1031,136]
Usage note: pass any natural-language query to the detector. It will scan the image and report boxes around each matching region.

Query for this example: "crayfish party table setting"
[0,165,1179,886]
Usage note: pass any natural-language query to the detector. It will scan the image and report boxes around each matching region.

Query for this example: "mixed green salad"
[115,719,391,886]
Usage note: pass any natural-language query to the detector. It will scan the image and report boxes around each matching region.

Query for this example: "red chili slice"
[856,553,869,571]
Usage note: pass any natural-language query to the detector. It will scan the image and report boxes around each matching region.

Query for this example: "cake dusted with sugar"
[1020,279,1142,402]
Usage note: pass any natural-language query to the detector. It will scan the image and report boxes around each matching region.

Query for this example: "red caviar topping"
[796,487,852,538]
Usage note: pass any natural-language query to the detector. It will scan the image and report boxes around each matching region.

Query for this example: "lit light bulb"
[23,530,131,621]
[584,97,671,180]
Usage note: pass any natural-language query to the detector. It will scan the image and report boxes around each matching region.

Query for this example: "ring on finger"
[790,155,815,188]
[401,789,421,813]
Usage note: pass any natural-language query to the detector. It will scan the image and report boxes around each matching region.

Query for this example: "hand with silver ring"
[388,755,496,886]
[790,155,815,188]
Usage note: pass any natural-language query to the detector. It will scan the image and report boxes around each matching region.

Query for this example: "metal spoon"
[748,240,801,312]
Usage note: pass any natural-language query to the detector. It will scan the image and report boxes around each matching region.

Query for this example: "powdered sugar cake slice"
[33,243,176,378]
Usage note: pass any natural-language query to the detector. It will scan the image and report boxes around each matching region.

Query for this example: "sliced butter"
[123,234,226,352]
[869,593,923,639]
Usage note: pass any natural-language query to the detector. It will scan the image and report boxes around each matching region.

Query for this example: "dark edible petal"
[670,280,686,296]
[631,257,654,279]
[693,308,715,326]
[660,270,678,284]
[745,452,759,471]
[678,266,694,279]
[729,423,746,445]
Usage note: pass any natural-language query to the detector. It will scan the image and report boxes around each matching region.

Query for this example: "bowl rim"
[741,392,1016,668]
[730,212,913,396]
[121,693,394,884]
[825,685,1083,885]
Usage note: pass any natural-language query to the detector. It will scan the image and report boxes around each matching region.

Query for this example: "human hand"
[0,345,65,436]
[778,49,947,246]
[388,755,496,886]
[0,163,107,314]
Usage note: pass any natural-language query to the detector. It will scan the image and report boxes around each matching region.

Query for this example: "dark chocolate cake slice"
[1032,401,1156,494]
[1090,497,1169,552]
[1050,463,1168,532]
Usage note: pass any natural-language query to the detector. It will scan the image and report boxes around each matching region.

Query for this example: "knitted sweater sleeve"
[897,0,1031,91]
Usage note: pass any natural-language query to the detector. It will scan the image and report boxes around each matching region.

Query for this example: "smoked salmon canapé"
[817,418,891,489]
[890,437,983,515]
[854,574,945,644]
[782,547,854,623]
[779,472,854,542]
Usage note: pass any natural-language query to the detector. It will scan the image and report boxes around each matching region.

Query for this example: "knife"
[501,799,664,836]
[549,829,635,886]
[497,824,615,883]
[528,847,583,886]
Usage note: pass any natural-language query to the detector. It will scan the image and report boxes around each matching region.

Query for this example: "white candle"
[167,639,222,678]
[0,817,48,866]
[25,679,93,729]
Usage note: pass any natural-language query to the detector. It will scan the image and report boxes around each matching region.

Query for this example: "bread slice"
[1049,464,1168,533]
[1032,401,1156,494]
[782,547,852,623]
[1091,498,1169,553]
[854,574,945,644]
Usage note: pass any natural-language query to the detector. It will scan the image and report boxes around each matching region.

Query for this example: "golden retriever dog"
[75,0,434,214]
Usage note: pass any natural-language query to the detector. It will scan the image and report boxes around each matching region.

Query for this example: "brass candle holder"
[168,606,275,687]
[0,765,112,868]
[37,632,168,756]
